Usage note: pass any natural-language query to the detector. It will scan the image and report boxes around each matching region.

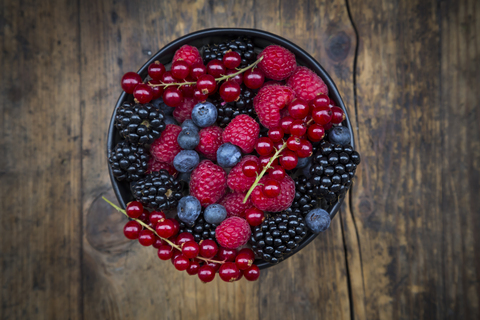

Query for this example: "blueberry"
[305,208,331,233]
[191,102,217,128]
[204,204,227,224]
[164,115,178,125]
[173,150,200,173]
[178,172,191,183]
[181,119,199,132]
[328,126,351,146]
[152,98,175,116]
[177,196,202,225]
[177,129,200,150]
[216,143,242,168]
[296,156,311,169]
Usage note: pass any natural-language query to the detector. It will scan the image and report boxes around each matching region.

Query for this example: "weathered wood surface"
[0,0,478,319]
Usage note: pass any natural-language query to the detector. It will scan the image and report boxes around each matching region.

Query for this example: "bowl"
[107,28,355,270]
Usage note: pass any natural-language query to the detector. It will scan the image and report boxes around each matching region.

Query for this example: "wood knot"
[326,31,351,62]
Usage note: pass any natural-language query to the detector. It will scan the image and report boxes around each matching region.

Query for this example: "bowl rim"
[107,27,355,270]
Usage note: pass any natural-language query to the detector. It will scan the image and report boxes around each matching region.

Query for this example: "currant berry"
[199,239,218,259]
[272,139,286,152]
[198,265,216,282]
[307,123,325,142]
[157,244,174,260]
[218,247,237,262]
[223,51,242,69]
[280,150,298,170]
[133,84,153,104]
[255,137,274,156]
[138,209,150,224]
[268,128,284,142]
[152,237,163,249]
[245,207,265,227]
[259,155,278,168]
[205,260,221,272]
[124,221,142,240]
[176,232,195,246]
[242,160,260,178]
[263,179,281,198]
[194,86,209,101]
[180,78,195,98]
[324,121,333,131]
[126,201,143,219]
[155,219,175,238]
[219,262,241,282]
[311,94,330,108]
[170,219,180,237]
[244,265,260,281]
[182,241,200,259]
[280,116,294,134]
[207,59,226,78]
[171,60,190,80]
[148,61,166,80]
[290,120,307,136]
[138,229,155,246]
[243,68,265,89]
[160,71,176,85]
[171,250,182,265]
[148,80,164,100]
[312,106,332,125]
[286,136,302,151]
[297,139,313,158]
[219,81,241,102]
[197,74,217,95]
[226,69,243,86]
[186,260,201,275]
[163,87,183,107]
[173,254,191,271]
[269,165,286,181]
[149,211,166,225]
[331,106,345,124]
[288,99,310,119]
[235,248,255,270]
[121,72,142,94]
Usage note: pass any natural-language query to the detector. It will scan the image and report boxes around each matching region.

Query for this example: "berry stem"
[243,141,288,204]
[102,197,225,264]
[148,56,264,89]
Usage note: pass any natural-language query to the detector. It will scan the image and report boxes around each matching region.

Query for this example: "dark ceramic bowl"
[108,28,355,270]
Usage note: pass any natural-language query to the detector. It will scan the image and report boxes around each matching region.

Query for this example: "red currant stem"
[242,141,288,204]
[306,118,314,125]
[102,197,225,264]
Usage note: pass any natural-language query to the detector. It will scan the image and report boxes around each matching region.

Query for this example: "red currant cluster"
[122,200,260,282]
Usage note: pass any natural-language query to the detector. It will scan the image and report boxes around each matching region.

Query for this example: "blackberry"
[285,175,318,216]
[210,85,256,128]
[132,170,183,210]
[108,141,150,182]
[309,141,361,204]
[115,102,166,146]
[179,215,217,243]
[203,37,256,67]
[250,213,307,264]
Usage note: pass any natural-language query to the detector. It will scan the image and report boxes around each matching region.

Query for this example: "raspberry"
[147,157,177,176]
[150,124,182,165]
[195,126,223,161]
[253,85,296,129]
[219,192,253,218]
[173,97,197,124]
[286,66,329,102]
[173,45,203,67]
[222,115,259,153]
[257,45,296,81]
[227,155,259,193]
[251,175,295,212]
[215,217,251,249]
[190,160,227,207]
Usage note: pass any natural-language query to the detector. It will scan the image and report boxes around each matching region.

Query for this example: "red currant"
[307,123,325,142]
[297,139,313,158]
[280,150,298,170]
[163,87,183,107]
[123,221,142,240]
[259,155,278,168]
[235,248,255,270]
[331,106,345,124]
[197,74,217,95]
[199,239,218,258]
[152,237,163,249]
[219,81,241,102]
[148,61,166,80]
[157,244,174,260]
[312,106,332,125]
[244,265,260,281]
[182,241,200,259]
[205,260,221,272]
[263,179,281,198]
[286,136,301,151]
[255,137,274,156]
[245,207,265,226]
[121,72,142,94]
[160,71,176,85]
[148,80,164,100]
[268,128,284,142]
[288,99,310,119]
[171,60,190,80]
[280,116,294,134]
[242,160,259,177]
[244,68,265,89]
[133,84,153,104]
[198,265,216,282]
[226,68,243,86]
[173,254,191,271]
[207,59,226,78]
[170,218,180,237]
[219,262,241,282]
[137,209,150,224]
[126,201,143,219]
[223,51,242,69]
[290,120,307,136]
[186,260,201,275]
[273,139,286,152]
[155,219,175,238]
[193,86,208,101]
[171,250,182,264]
[190,62,207,80]
[176,232,195,246]
[311,94,330,108]
[180,78,195,98]
[324,121,333,131]
[218,247,237,262]
[149,211,166,225]
[269,165,286,181]
[138,229,155,246]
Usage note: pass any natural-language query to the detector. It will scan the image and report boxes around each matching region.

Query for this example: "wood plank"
[348,0,480,318]
[0,0,82,319]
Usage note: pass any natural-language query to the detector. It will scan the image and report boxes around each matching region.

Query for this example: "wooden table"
[1,0,479,319]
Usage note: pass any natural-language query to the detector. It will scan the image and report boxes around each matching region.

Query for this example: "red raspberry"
[147,157,177,176]
[196,126,223,161]
[222,115,259,153]
[262,81,283,87]
[251,175,295,212]
[227,155,259,193]
[172,45,203,66]
[257,45,296,81]
[190,160,227,207]
[219,192,253,218]
[173,97,197,123]
[150,124,182,165]
[254,85,296,129]
[286,66,329,102]
[215,217,251,249]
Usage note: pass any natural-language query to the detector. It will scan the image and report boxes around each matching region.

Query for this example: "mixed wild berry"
[107,38,361,283]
